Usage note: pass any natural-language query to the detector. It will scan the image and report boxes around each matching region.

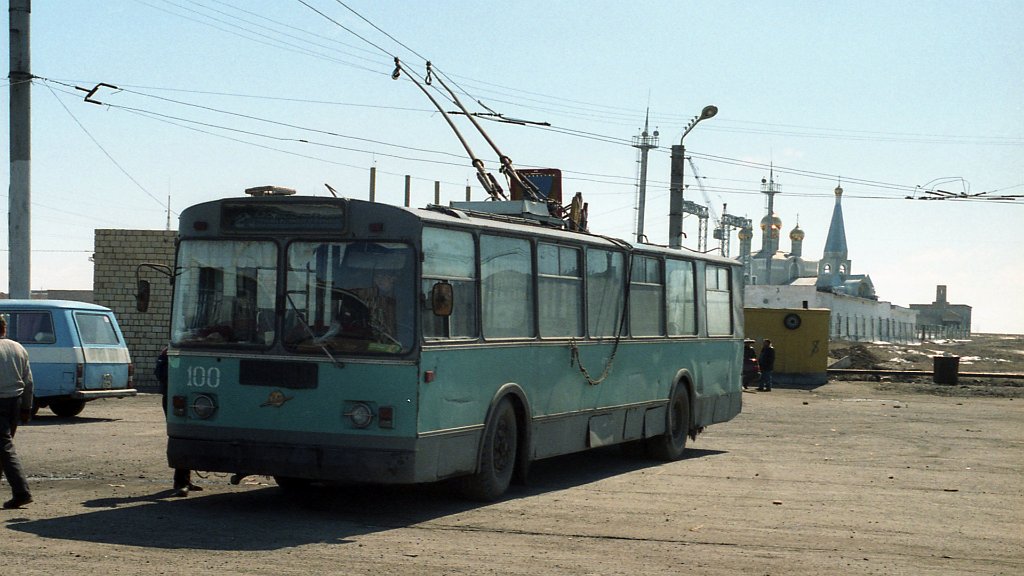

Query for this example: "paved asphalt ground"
[1,381,1021,575]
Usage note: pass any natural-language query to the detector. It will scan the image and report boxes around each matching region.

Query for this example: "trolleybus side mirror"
[135,262,173,313]
[136,280,152,312]
[431,281,453,317]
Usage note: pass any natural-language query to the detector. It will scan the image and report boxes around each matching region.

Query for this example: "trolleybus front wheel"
[647,386,690,461]
[458,397,518,501]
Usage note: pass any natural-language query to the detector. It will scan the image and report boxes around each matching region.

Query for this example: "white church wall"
[744,285,918,343]
[745,284,821,309]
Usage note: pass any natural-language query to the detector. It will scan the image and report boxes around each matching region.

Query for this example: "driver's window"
[285,241,414,354]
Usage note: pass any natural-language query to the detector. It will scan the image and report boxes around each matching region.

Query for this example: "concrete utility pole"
[668,105,717,249]
[631,110,658,243]
[9,0,32,298]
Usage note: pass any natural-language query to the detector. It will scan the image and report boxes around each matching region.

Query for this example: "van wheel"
[274,476,313,492]
[458,397,518,501]
[647,386,690,461]
[50,399,86,418]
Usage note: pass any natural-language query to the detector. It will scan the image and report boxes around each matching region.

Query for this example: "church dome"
[790,224,804,241]
[759,213,782,238]
[738,226,753,240]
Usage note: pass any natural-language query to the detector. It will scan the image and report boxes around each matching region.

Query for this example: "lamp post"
[669,105,717,249]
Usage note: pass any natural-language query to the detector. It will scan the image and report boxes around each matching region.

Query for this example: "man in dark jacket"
[742,340,760,389]
[156,347,202,497]
[757,339,776,392]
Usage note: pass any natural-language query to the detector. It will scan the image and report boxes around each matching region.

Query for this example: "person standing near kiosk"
[757,339,776,392]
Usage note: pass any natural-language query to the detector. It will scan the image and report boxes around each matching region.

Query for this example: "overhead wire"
[189,0,384,62]
[38,77,468,161]
[41,73,1016,206]
[41,82,171,212]
[136,0,390,75]
[137,1,1024,150]
[45,0,1024,207]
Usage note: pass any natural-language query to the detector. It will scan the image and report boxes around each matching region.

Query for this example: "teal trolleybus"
[153,187,743,500]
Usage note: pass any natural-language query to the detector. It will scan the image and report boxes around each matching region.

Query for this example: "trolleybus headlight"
[192,394,217,419]
[344,402,374,428]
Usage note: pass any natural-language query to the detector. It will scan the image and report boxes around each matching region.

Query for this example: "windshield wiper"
[285,292,344,369]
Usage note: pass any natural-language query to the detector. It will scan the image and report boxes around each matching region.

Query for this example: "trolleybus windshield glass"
[284,241,414,355]
[171,240,278,347]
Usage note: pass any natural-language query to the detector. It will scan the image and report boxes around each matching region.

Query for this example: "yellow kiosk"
[744,307,830,386]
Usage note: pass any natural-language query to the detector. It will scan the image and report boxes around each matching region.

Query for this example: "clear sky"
[2,1,1022,333]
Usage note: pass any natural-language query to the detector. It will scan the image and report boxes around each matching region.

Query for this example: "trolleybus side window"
[587,248,625,338]
[171,240,277,347]
[706,264,734,336]
[480,234,534,339]
[422,227,478,340]
[630,255,665,336]
[665,259,697,336]
[284,240,414,354]
[538,243,583,338]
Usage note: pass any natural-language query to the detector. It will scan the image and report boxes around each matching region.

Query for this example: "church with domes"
[740,179,916,343]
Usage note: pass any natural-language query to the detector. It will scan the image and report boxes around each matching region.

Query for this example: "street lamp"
[669,105,718,249]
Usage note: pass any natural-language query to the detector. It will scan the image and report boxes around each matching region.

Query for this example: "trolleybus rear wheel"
[458,397,517,501]
[647,385,690,461]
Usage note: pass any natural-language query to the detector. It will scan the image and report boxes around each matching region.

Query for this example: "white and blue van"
[0,300,137,417]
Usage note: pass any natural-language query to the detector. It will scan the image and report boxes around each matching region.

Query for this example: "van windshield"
[171,240,278,348]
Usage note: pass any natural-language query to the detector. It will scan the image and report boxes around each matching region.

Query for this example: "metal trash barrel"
[933,355,960,385]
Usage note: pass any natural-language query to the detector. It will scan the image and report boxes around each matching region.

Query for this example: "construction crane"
[718,209,752,258]
[684,157,720,253]
[680,200,708,252]
[684,157,754,258]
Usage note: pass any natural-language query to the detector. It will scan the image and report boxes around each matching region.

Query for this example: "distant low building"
[0,289,94,302]
[910,285,971,338]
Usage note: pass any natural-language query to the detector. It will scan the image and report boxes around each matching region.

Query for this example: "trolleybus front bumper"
[167,436,423,484]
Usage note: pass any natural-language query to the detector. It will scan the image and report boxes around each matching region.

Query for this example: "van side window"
[75,313,121,345]
[2,312,56,344]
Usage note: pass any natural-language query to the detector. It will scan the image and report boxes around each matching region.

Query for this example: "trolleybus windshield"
[171,239,278,347]
[283,240,415,355]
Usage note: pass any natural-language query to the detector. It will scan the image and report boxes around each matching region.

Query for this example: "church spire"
[822,184,848,260]
[817,182,852,287]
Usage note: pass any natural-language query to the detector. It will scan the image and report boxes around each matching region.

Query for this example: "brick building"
[93,229,177,390]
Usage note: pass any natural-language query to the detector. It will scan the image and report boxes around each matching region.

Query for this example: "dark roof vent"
[244,185,296,197]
